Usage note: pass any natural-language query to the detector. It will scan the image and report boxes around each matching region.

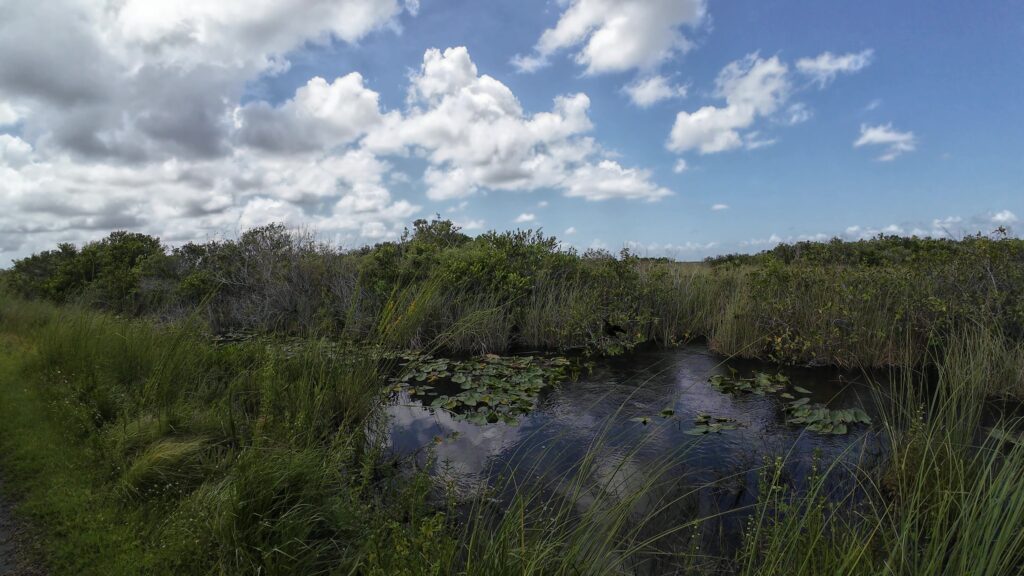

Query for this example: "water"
[384,345,887,550]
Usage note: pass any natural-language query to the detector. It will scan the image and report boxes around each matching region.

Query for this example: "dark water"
[385,345,887,548]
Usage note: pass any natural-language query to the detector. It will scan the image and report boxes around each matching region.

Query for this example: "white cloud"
[0,0,411,165]
[0,102,20,126]
[865,99,882,111]
[741,232,830,247]
[513,0,707,75]
[366,47,671,203]
[673,159,689,173]
[0,134,33,168]
[624,75,687,107]
[115,0,407,69]
[783,103,813,125]
[796,50,874,88]
[743,132,777,150]
[538,200,549,208]
[0,0,418,258]
[624,239,717,257]
[843,224,904,240]
[564,160,672,202]
[564,226,577,235]
[235,73,383,153]
[931,216,963,230]
[668,54,789,154]
[0,37,676,260]
[854,123,917,161]
[669,49,870,158]
[514,213,536,223]
[711,203,729,211]
[457,218,485,231]
[991,210,1018,224]
[843,212,1023,240]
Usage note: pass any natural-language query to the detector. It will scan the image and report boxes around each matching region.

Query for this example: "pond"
[384,345,888,552]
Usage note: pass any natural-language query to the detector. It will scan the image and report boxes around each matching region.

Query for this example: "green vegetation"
[687,413,742,435]
[6,219,1024,378]
[391,353,571,424]
[1,221,1024,574]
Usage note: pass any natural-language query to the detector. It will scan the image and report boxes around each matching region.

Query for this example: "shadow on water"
[384,345,890,557]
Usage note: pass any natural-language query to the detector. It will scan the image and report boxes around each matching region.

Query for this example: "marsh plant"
[1,221,1024,574]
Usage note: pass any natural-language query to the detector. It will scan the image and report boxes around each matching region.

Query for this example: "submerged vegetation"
[1,220,1024,574]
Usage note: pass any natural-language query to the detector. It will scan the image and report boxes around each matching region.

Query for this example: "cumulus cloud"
[741,232,830,247]
[844,210,1020,240]
[365,47,671,203]
[854,123,917,161]
[235,73,384,153]
[0,0,420,260]
[624,76,687,107]
[0,32,673,261]
[711,203,729,211]
[668,54,789,154]
[513,0,707,75]
[991,210,1018,225]
[624,239,717,258]
[0,134,33,168]
[669,50,870,157]
[796,50,874,88]
[0,0,411,165]
[564,226,577,235]
[0,102,20,126]
[564,160,672,202]
[456,218,485,231]
[673,159,689,173]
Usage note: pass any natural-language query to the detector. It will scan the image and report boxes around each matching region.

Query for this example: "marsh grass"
[3,287,1024,574]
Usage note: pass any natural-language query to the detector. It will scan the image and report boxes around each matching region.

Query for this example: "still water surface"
[385,345,886,545]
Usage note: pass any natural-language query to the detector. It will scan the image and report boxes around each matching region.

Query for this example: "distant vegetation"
[2,220,1024,574]
[6,219,1024,378]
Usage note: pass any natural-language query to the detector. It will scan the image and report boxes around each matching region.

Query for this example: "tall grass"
[3,288,1024,574]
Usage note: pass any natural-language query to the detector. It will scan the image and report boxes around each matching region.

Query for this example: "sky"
[0,0,1021,263]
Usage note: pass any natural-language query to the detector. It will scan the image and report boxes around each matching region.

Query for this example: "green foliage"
[710,370,790,395]
[3,278,1024,574]
[6,231,164,310]
[6,219,1024,374]
[391,353,571,424]
[687,413,741,435]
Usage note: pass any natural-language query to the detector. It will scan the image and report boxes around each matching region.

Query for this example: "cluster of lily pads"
[630,409,743,435]
[707,369,871,436]
[391,353,570,425]
[783,398,871,435]
[709,369,790,395]
[687,413,742,435]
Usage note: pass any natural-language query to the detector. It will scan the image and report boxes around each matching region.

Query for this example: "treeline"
[706,231,1024,267]
[4,220,1024,376]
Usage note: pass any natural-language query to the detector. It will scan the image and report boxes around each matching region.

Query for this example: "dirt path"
[0,475,44,576]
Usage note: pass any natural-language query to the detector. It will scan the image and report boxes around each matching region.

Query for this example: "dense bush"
[6,220,1024,370]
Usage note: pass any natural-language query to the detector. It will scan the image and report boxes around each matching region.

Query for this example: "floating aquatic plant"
[708,369,789,395]
[709,368,870,435]
[391,353,570,425]
[784,398,871,435]
[687,413,742,435]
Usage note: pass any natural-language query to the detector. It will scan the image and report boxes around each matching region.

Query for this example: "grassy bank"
[2,288,1024,574]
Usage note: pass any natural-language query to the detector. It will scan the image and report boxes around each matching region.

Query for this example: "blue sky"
[0,0,1021,261]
